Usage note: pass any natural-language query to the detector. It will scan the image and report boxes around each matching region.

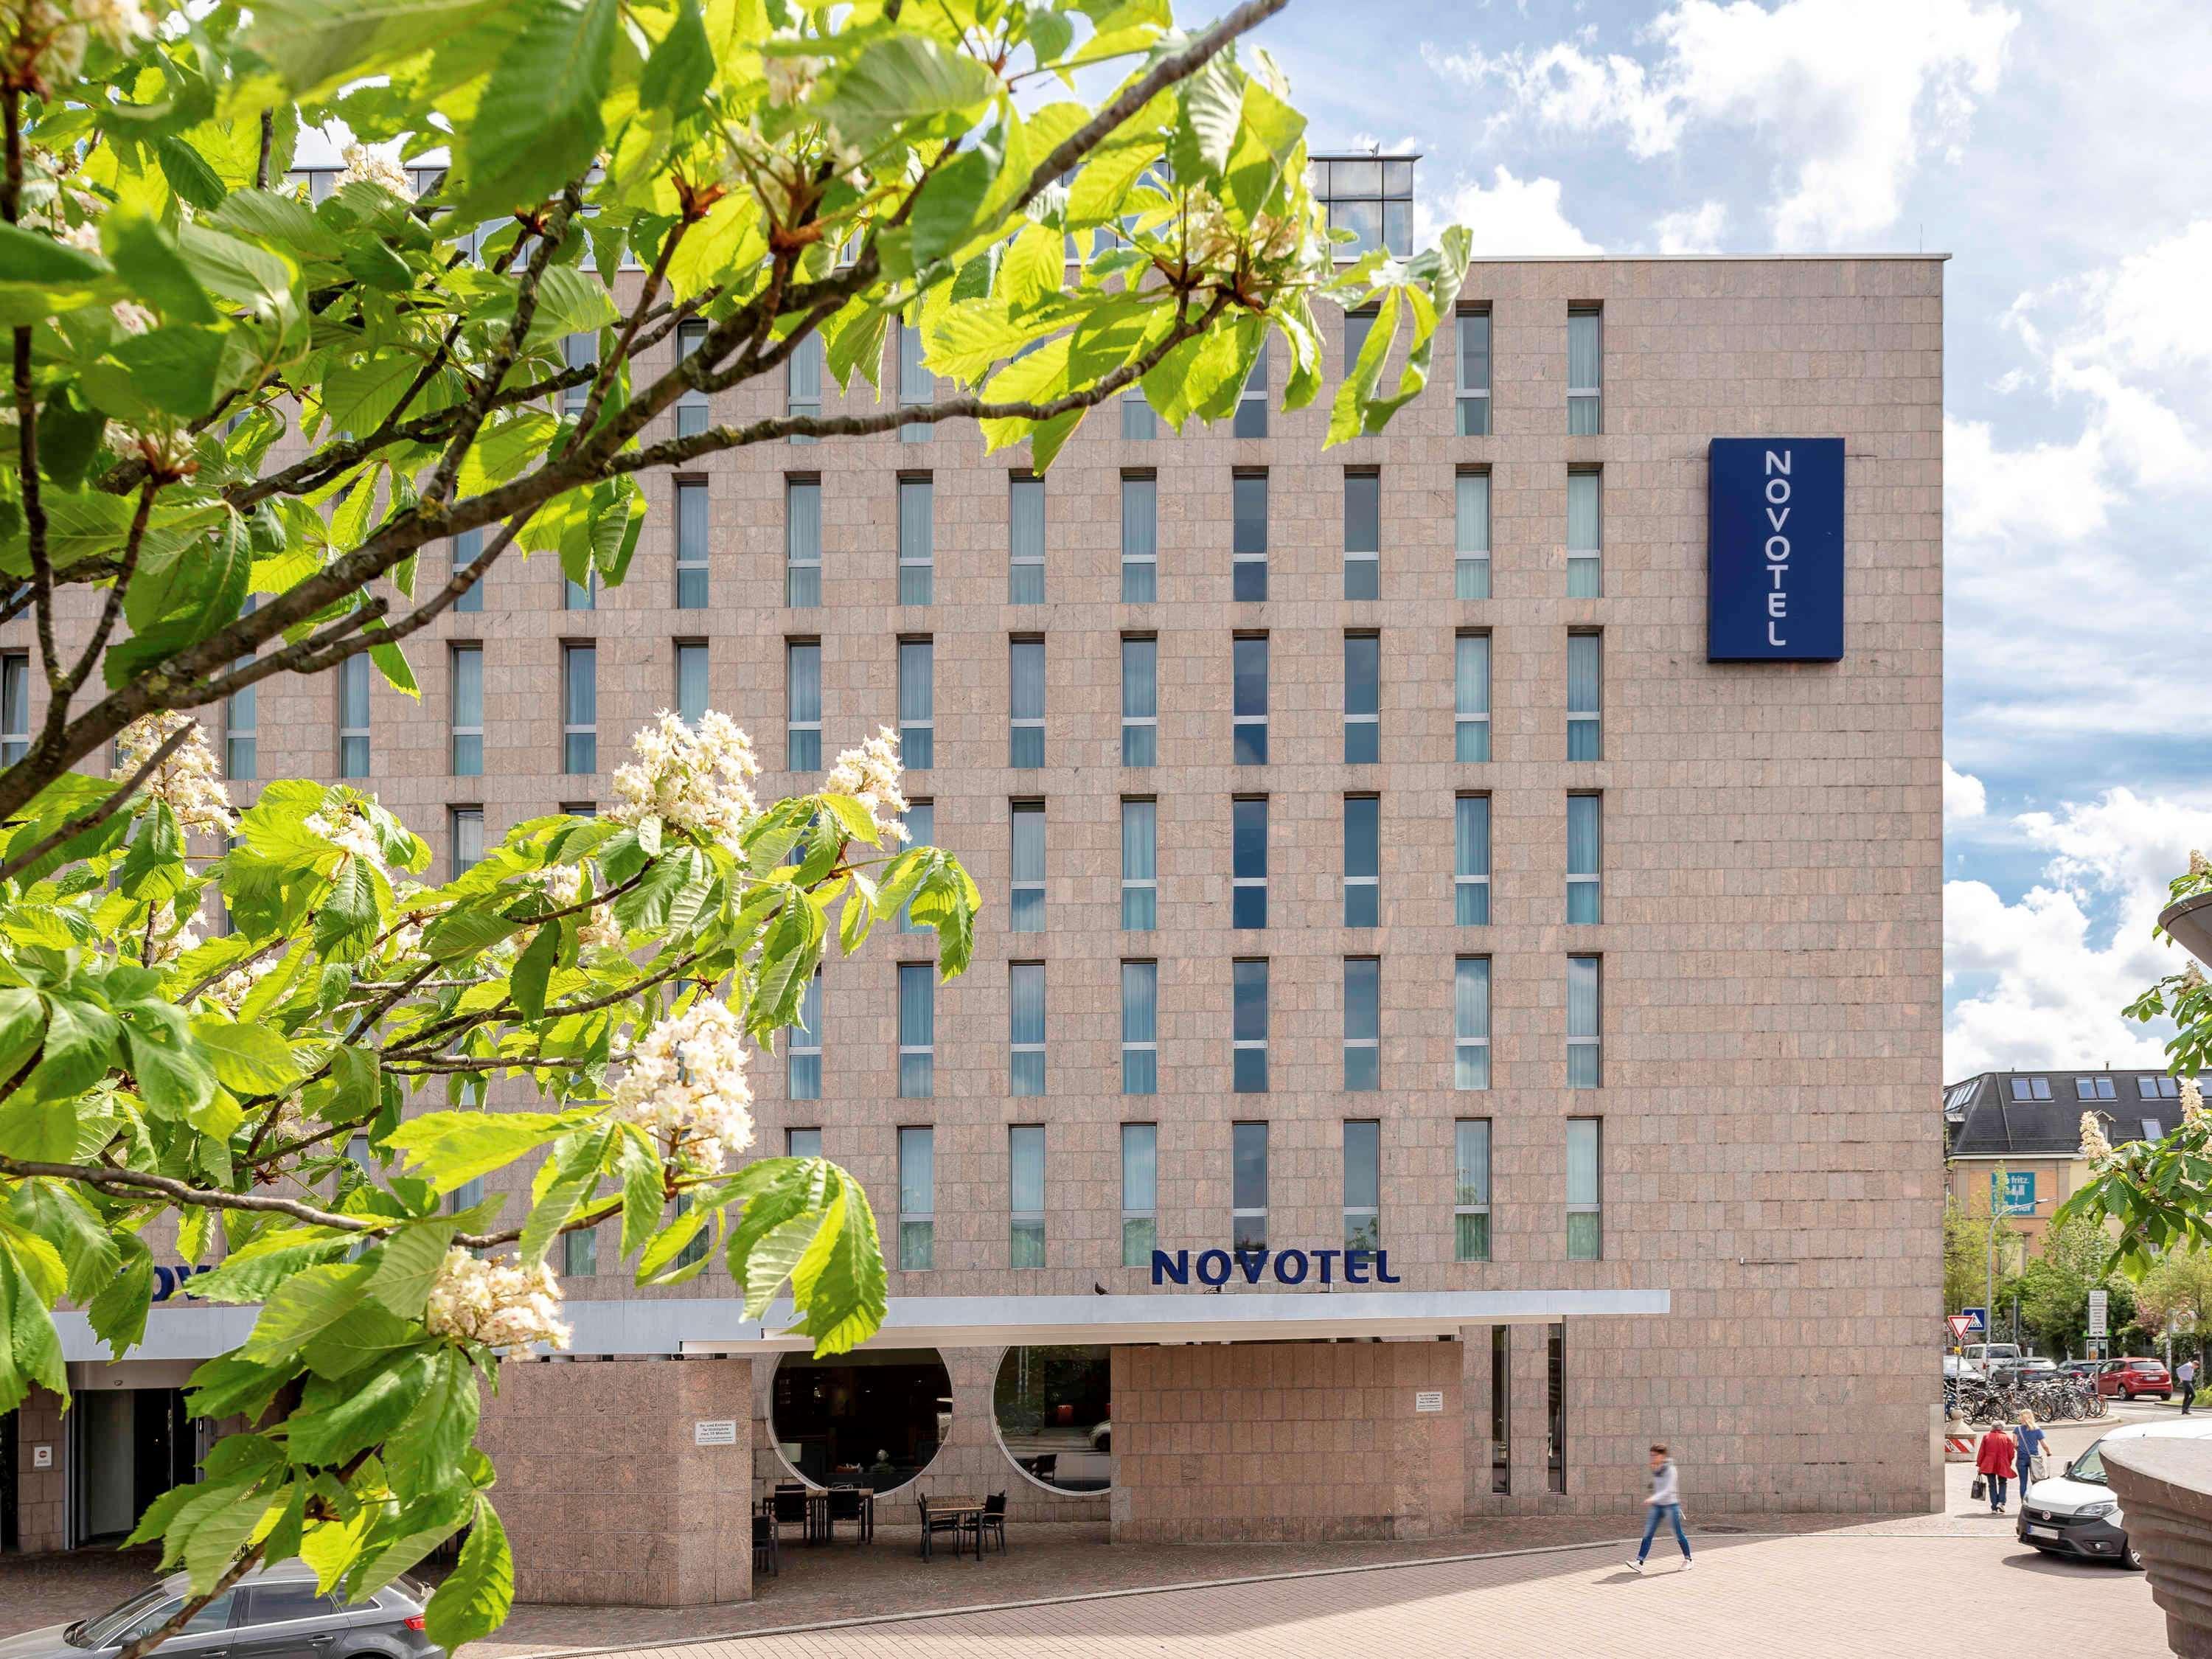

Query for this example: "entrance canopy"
[675,1288,1669,1355]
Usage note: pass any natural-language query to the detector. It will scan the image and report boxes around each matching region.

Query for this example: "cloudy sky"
[1246,0,2212,1080]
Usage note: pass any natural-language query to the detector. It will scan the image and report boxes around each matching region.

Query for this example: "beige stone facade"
[6,253,1947,1573]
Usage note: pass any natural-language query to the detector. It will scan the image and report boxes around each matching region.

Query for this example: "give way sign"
[1947,1315,1975,1343]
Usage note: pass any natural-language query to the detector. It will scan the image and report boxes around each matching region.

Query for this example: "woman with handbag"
[1975,1420,2017,1514]
[2013,1411,2048,1495]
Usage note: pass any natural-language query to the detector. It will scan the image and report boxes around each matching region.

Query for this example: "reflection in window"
[772,1347,950,1489]
[1120,1122,1157,1262]
[1009,1124,1045,1265]
[995,1346,1111,1492]
[1343,1119,1380,1250]
[1231,1120,1268,1248]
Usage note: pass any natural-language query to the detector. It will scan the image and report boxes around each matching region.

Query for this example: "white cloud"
[1944,789,2212,1077]
[1943,414,2110,543]
[1654,199,1728,254]
[1427,0,2018,246]
[1419,166,1600,257]
[1944,762,1988,831]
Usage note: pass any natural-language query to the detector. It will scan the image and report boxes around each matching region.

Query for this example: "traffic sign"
[1947,1315,1975,1342]
[2089,1290,2109,1338]
[1961,1307,1988,1335]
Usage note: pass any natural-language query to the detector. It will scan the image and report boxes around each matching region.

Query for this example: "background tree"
[2012,1217,2138,1357]
[2138,1249,2212,1365]
[0,0,1466,1651]
[1944,1195,1988,1316]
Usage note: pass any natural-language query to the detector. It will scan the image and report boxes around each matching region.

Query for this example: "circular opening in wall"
[993,1345,1112,1494]
[770,1347,951,1493]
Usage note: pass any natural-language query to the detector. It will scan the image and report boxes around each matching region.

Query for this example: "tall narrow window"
[1568,955,1601,1088]
[1120,391,1156,441]
[1009,1124,1045,1266]
[1009,475,1045,605]
[675,319,709,437]
[1455,1119,1492,1262]
[1567,307,1601,434]
[1009,638,1045,768]
[1566,1119,1601,1259]
[897,477,933,605]
[226,673,256,781]
[1457,310,1492,437]
[1121,799,1157,931]
[897,321,933,442]
[1234,338,1269,439]
[1231,473,1267,602]
[897,962,934,1099]
[897,801,933,932]
[1121,636,1158,766]
[1567,469,1601,599]
[1490,1326,1512,1493]
[1343,311,1373,372]
[1121,962,1158,1096]
[1455,956,1492,1090]
[449,806,483,880]
[898,638,933,769]
[337,653,370,778]
[675,641,709,724]
[1121,473,1158,602]
[1120,1121,1158,1263]
[789,971,822,1101]
[452,526,484,613]
[0,652,27,764]
[787,1127,822,1158]
[1344,631,1380,763]
[787,332,822,442]
[1231,1121,1267,1248]
[675,479,709,609]
[561,333,595,417]
[1010,800,1045,933]
[1009,962,1046,1097]
[1455,632,1491,762]
[1455,795,1491,925]
[450,644,484,776]
[1232,635,1268,764]
[561,643,597,774]
[1231,797,1267,930]
[1343,957,1380,1092]
[1232,959,1268,1093]
[897,1125,933,1268]
[1343,1119,1380,1249]
[1343,793,1379,928]
[785,640,820,771]
[1546,1323,1568,1492]
[1343,470,1380,600]
[1568,633,1602,760]
[562,1224,597,1279]
[565,569,596,611]
[1455,471,1491,600]
[1567,794,1602,924]
[785,477,821,608]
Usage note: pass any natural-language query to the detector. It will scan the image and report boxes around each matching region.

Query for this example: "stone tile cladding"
[4,254,1945,1530]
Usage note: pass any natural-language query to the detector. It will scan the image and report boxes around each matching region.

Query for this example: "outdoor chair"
[829,1484,871,1543]
[916,1492,964,1559]
[771,1484,812,1544]
[751,1512,779,1577]
[973,1491,1007,1555]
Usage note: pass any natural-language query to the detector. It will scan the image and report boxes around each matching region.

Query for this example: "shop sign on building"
[693,1420,738,1446]
[1708,437,1845,661]
[1150,1248,1403,1287]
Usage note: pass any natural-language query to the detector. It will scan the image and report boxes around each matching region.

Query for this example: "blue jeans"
[1986,1474,2008,1511]
[1638,1502,1691,1561]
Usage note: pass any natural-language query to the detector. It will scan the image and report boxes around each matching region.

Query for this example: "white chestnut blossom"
[2080,1111,2114,1164]
[116,711,235,835]
[544,864,623,950]
[145,917,199,970]
[338,142,413,198]
[824,726,908,844]
[57,219,98,255]
[109,299,153,335]
[2185,1077,2205,1130]
[609,710,760,856]
[424,1250,571,1352]
[610,997,754,1170]
[75,0,152,51]
[307,801,386,872]
[6,0,152,83]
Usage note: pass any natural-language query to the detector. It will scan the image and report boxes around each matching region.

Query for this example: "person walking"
[2181,1355,2198,1415]
[2013,1411,2048,1496]
[1627,1443,1693,1573]
[1976,1420,2017,1514]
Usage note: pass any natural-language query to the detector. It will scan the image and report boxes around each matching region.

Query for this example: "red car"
[2096,1358,2173,1400]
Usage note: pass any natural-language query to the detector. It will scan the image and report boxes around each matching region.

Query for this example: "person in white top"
[2182,1356,2198,1416]
[1627,1444,1693,1574]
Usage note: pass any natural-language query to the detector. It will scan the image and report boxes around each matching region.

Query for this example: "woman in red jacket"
[1976,1422,2018,1514]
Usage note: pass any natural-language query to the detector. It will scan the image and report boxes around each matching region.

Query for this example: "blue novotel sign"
[1151,1248,1402,1288]
[1707,437,1844,662]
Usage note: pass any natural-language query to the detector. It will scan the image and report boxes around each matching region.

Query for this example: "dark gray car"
[0,1561,444,1659]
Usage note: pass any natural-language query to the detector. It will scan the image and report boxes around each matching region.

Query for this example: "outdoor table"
[807,1486,876,1543]
[922,1495,985,1560]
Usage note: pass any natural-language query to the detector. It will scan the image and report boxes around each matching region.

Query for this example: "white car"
[2016,1416,2212,1569]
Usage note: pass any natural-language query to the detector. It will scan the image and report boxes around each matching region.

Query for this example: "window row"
[869,1116,1604,1271]
[813,953,1605,1105]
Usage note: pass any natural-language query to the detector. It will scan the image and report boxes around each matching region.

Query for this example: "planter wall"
[2103,1438,2212,1656]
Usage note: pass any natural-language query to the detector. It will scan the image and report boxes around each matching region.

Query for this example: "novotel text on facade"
[1151,1248,1403,1287]
[1706,437,1845,663]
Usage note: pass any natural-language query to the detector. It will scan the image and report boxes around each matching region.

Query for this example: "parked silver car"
[0,1561,443,1659]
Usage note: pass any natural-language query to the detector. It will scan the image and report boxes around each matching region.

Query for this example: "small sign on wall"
[1413,1391,1444,1414]
[693,1420,738,1446]
[32,1444,52,1467]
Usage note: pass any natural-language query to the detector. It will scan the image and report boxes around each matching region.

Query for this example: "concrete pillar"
[10,1388,68,1552]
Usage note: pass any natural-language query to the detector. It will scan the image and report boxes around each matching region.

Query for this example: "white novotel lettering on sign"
[1413,1391,1444,1414]
[1762,448,1792,648]
[693,1419,738,1446]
